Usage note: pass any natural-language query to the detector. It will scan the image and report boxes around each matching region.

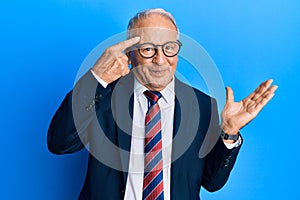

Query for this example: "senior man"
[48,8,277,200]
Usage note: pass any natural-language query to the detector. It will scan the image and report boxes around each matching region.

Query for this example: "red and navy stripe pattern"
[143,90,164,200]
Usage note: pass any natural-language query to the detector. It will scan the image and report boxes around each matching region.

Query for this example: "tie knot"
[144,90,162,104]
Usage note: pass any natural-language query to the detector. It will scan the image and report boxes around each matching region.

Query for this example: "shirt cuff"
[91,70,108,88]
[224,136,242,149]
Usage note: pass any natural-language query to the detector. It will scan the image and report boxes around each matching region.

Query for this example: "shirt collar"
[134,77,175,104]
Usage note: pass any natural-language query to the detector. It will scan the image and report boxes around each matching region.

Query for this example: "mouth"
[150,69,168,76]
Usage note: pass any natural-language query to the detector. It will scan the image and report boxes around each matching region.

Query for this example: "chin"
[148,80,169,90]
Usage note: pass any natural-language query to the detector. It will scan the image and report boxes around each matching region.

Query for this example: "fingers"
[115,54,130,76]
[248,84,278,114]
[257,85,278,104]
[253,80,277,101]
[252,79,271,99]
[225,86,234,103]
[252,89,276,113]
[268,84,278,94]
[95,53,130,83]
[247,79,273,100]
[248,79,278,105]
[91,37,139,84]
[114,37,140,52]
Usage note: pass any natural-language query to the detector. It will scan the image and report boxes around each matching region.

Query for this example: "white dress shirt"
[124,78,175,200]
[90,70,241,200]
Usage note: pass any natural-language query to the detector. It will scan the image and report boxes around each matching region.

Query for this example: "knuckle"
[120,54,128,59]
[117,56,128,65]
[117,54,128,62]
[106,47,116,55]
[116,64,125,72]
[115,58,122,65]
[105,48,112,54]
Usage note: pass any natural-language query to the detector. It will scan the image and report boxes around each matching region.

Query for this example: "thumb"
[226,86,234,103]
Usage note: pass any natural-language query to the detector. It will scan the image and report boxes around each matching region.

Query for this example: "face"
[129,14,179,91]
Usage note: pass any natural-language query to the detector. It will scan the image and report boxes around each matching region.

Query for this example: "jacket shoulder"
[175,78,216,103]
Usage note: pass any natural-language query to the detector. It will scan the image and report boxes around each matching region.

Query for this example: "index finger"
[114,37,140,52]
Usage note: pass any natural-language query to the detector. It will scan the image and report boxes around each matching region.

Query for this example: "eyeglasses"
[136,40,182,58]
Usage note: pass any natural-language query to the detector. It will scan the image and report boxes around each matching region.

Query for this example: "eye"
[140,44,155,55]
[144,47,154,52]
[164,44,177,53]
[165,45,175,51]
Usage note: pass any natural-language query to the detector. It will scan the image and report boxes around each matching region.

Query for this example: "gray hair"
[127,8,178,39]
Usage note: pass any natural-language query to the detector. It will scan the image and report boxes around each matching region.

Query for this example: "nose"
[153,48,167,65]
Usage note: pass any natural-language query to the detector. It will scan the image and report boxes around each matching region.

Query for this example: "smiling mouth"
[150,69,168,76]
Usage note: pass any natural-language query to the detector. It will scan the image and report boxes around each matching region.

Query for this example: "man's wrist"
[91,69,108,88]
[220,123,240,144]
[220,122,239,135]
[221,130,240,141]
[223,135,242,149]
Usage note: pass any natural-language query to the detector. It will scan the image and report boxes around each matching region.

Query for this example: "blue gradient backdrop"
[1,0,299,199]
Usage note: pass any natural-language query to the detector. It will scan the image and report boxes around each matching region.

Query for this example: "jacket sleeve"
[200,98,242,192]
[47,71,109,155]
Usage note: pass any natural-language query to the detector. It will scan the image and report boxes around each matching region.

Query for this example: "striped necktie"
[143,90,164,200]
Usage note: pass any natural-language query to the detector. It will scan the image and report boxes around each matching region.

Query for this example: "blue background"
[1,0,299,199]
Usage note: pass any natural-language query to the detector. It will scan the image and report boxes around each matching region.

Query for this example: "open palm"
[221,79,278,134]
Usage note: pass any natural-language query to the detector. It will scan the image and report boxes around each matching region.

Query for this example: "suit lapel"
[111,73,134,185]
[173,94,181,140]
[171,78,201,199]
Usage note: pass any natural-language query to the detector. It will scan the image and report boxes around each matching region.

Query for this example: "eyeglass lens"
[138,41,181,58]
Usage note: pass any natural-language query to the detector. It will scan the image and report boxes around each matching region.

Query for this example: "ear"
[126,51,132,65]
[127,51,137,66]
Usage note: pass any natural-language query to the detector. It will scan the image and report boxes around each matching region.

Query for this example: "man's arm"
[47,37,140,155]
[47,71,104,154]
[199,98,242,192]
[202,136,242,192]
[201,79,277,191]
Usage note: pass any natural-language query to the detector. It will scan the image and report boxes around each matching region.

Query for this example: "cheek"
[132,49,148,61]
[134,64,150,81]
[168,57,178,71]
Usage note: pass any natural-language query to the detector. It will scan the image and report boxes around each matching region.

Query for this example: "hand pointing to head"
[92,37,140,84]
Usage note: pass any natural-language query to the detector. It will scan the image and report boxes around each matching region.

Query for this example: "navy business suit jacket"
[47,71,242,200]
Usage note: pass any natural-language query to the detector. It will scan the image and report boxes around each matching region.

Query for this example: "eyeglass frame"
[134,40,182,59]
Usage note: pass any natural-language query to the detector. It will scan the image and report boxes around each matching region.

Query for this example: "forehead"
[130,14,178,44]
